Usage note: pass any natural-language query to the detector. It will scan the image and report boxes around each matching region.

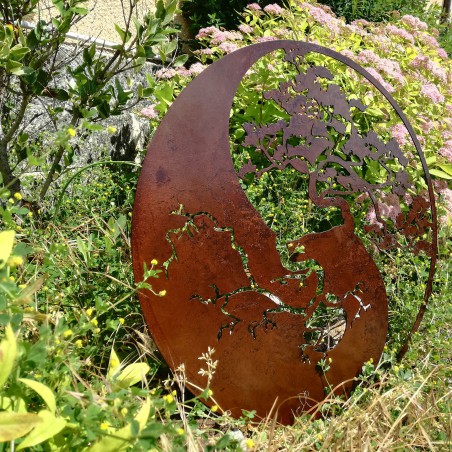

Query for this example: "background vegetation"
[1,0,451,450]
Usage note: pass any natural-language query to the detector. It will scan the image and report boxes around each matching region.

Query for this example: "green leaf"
[134,397,151,430]
[87,398,151,452]
[10,46,30,62]
[18,378,57,413]
[82,120,104,131]
[0,230,15,266]
[114,24,131,43]
[173,54,188,67]
[6,59,24,75]
[107,347,121,380]
[16,410,66,450]
[430,168,452,180]
[0,324,17,389]
[0,412,42,442]
[114,363,150,389]
[438,164,452,176]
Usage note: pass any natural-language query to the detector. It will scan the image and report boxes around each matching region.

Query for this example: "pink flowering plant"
[147,1,451,220]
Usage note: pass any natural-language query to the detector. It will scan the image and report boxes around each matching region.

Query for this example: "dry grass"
[245,366,451,451]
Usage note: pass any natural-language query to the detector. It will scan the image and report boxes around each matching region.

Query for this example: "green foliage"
[0,0,182,198]
[316,0,428,23]
[0,167,231,450]
[181,0,285,34]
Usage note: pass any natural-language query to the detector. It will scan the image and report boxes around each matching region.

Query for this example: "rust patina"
[132,41,437,424]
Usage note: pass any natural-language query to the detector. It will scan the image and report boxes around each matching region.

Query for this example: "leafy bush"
[316,0,428,23]
[0,0,184,199]
[181,0,285,34]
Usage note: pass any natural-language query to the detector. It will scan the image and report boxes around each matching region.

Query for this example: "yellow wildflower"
[211,405,218,412]
[177,428,184,435]
[151,259,158,265]
[163,394,174,404]
[119,317,125,325]
[67,127,76,137]
[8,255,23,267]
[75,340,83,348]
[100,422,110,430]
[86,308,93,317]
[63,329,73,337]
[14,192,22,200]
[159,290,167,297]
[90,318,98,326]
[107,126,117,133]
[246,439,254,449]
[120,407,128,416]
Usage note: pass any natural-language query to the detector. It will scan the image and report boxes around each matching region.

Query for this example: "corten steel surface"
[132,41,437,424]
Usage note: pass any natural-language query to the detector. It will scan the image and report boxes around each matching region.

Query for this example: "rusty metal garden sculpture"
[132,41,437,424]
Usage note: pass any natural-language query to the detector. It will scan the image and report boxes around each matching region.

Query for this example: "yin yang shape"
[132,41,437,424]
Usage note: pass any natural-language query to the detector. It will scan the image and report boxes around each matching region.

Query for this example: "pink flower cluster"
[439,140,452,163]
[255,35,277,42]
[420,83,445,103]
[375,35,396,55]
[420,118,434,134]
[417,32,439,49]
[357,50,405,86]
[365,67,395,93]
[390,123,409,146]
[155,67,177,79]
[385,24,415,44]
[437,48,448,59]
[154,64,207,80]
[176,67,191,77]
[366,193,402,226]
[434,180,452,224]
[351,19,371,27]
[400,14,428,31]
[195,27,242,45]
[345,23,368,37]
[238,24,254,34]
[410,54,448,83]
[140,104,158,119]
[246,3,261,11]
[189,62,206,75]
[263,4,285,15]
[198,48,214,55]
[302,3,341,34]
[340,49,355,60]
[379,193,402,222]
[218,41,239,54]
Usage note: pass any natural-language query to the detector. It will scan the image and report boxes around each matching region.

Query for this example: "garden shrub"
[181,0,285,34]
[316,0,428,24]
[0,0,184,199]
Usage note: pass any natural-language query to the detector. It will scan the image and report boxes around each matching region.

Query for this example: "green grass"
[0,163,450,450]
